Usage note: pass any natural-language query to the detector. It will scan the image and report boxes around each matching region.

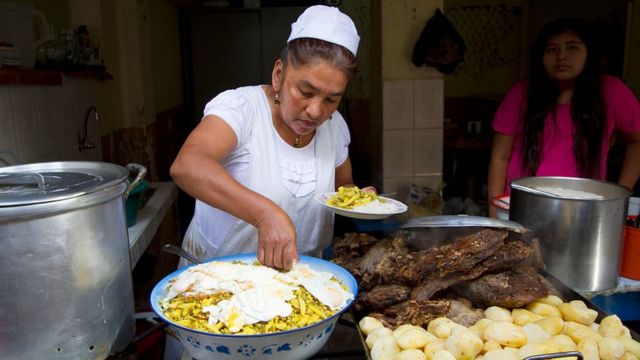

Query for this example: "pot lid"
[0,161,128,207]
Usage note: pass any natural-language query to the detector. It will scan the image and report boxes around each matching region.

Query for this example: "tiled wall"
[0,77,102,166]
[382,79,443,198]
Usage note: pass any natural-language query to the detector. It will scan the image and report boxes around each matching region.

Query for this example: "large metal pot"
[0,161,144,359]
[509,177,631,292]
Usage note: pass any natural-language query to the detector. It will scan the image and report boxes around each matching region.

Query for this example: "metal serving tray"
[355,269,639,360]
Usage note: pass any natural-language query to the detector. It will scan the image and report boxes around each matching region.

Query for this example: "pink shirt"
[493,75,640,194]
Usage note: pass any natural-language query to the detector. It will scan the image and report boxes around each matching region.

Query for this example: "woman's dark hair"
[522,17,605,178]
[280,38,357,80]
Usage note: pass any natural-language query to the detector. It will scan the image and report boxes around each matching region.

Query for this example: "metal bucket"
[0,161,145,359]
[509,177,631,292]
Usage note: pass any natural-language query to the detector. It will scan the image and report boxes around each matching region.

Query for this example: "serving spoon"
[161,244,201,265]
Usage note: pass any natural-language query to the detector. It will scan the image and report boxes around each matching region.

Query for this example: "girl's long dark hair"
[522,18,606,178]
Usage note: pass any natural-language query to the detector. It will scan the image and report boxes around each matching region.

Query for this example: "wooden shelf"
[0,67,113,86]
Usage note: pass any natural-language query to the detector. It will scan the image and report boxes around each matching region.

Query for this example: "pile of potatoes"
[359,295,640,360]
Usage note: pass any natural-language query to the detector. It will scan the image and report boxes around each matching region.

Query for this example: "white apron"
[180,87,336,266]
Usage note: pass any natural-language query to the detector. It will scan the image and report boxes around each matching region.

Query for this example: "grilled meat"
[451,265,549,308]
[355,284,412,312]
[369,299,450,329]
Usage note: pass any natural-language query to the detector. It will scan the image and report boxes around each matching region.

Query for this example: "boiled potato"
[483,349,519,360]
[470,319,494,339]
[512,308,544,326]
[397,327,434,350]
[428,317,462,339]
[570,300,588,309]
[483,321,527,348]
[558,302,598,325]
[522,323,551,343]
[518,341,561,359]
[577,338,600,360]
[485,306,513,323]
[621,352,640,360]
[534,316,565,336]
[445,327,483,360]
[563,321,602,344]
[360,316,384,336]
[482,340,502,354]
[599,315,626,338]
[538,295,564,306]
[366,326,394,349]
[551,334,578,352]
[371,334,400,360]
[432,349,457,360]
[599,336,625,360]
[395,324,420,338]
[526,301,562,318]
[394,348,428,360]
[617,336,640,358]
[423,338,446,360]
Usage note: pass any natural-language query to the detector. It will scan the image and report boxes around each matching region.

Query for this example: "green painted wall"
[16,0,71,32]
[342,0,371,99]
[149,0,183,112]
[443,0,527,97]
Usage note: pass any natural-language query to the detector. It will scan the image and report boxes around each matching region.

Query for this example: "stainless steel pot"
[509,177,631,292]
[0,161,145,359]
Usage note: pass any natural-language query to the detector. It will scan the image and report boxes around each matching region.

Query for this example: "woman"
[170,5,363,271]
[488,17,640,217]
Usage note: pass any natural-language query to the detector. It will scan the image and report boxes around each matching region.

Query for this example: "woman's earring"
[274,93,280,107]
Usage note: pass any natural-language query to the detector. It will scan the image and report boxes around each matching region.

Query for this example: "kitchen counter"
[582,276,640,297]
[128,181,178,269]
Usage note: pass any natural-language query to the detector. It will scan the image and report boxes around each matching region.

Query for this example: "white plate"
[314,192,408,220]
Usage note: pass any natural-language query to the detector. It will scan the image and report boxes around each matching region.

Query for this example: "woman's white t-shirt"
[193,85,350,250]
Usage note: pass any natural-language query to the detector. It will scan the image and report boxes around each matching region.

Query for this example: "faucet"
[79,106,99,151]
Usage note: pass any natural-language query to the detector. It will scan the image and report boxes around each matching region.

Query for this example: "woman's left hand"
[360,186,377,194]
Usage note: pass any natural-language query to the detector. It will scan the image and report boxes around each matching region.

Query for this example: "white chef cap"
[287,5,360,56]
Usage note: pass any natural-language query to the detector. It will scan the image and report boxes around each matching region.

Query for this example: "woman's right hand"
[255,209,299,270]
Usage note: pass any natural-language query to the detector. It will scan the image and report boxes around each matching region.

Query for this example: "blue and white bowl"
[150,253,358,360]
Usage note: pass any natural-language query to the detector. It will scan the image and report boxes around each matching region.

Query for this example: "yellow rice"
[162,287,335,335]
[327,186,381,210]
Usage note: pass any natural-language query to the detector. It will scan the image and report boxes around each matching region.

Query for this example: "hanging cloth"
[412,9,466,75]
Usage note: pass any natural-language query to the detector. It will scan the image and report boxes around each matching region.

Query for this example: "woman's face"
[542,31,588,84]
[272,59,349,136]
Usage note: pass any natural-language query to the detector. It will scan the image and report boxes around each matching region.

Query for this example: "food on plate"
[159,261,353,334]
[327,186,379,209]
[359,301,640,360]
[327,186,397,213]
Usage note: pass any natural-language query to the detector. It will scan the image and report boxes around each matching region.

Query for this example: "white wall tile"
[414,128,443,176]
[414,79,443,129]
[383,80,413,130]
[0,80,99,165]
[383,129,413,177]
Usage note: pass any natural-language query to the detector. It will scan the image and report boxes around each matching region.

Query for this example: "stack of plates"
[0,46,22,67]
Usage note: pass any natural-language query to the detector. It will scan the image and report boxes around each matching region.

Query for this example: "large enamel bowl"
[150,253,358,360]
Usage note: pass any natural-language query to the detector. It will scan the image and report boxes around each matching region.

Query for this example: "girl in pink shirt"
[488,18,640,217]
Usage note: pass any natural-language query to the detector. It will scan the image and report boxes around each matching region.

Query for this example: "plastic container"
[591,292,640,321]
[125,179,148,227]
[621,225,640,280]
[491,194,510,220]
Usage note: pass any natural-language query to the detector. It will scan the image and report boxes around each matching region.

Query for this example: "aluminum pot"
[0,161,145,359]
[509,177,631,292]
